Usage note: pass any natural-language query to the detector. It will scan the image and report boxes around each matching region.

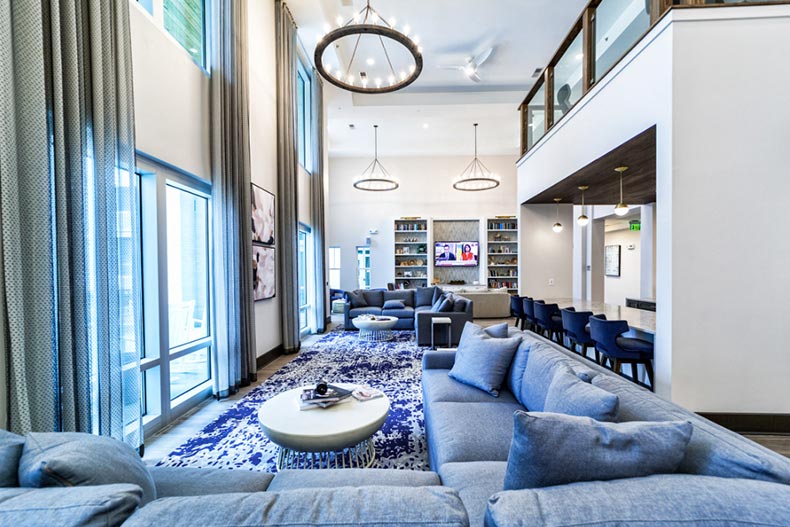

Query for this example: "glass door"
[357,246,371,290]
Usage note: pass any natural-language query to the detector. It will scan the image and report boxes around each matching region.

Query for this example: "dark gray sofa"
[422,329,790,526]
[344,287,473,346]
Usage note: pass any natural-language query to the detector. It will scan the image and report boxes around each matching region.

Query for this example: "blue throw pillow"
[504,411,693,490]
[415,287,436,307]
[0,430,24,487]
[19,432,157,505]
[453,298,469,312]
[437,297,455,312]
[346,290,367,308]
[431,293,446,312]
[544,369,619,422]
[483,322,509,338]
[383,300,405,310]
[449,327,522,396]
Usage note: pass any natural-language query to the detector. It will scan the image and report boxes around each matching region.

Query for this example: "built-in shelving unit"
[394,218,428,289]
[486,217,518,293]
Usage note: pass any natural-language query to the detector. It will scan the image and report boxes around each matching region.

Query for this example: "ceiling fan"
[438,46,495,83]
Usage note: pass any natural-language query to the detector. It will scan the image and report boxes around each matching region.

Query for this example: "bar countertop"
[544,298,656,335]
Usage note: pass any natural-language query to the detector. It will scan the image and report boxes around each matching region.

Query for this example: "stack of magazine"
[299,384,353,411]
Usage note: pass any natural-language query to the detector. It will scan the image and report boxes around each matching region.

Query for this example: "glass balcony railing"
[519,0,789,156]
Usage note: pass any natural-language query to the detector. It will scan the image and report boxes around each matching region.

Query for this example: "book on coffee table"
[352,387,385,402]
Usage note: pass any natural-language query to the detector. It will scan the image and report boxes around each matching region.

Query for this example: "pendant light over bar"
[614,166,630,217]
[577,185,590,226]
[552,198,563,233]
[453,123,501,191]
[353,125,399,191]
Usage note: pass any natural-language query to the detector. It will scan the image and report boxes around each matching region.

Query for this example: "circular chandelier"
[453,124,501,191]
[354,125,399,191]
[315,1,423,94]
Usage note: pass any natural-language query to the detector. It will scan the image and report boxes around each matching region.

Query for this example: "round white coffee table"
[258,383,390,470]
[352,316,398,342]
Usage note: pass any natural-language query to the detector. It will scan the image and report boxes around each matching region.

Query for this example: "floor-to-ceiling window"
[135,0,207,69]
[298,225,314,334]
[328,247,341,290]
[138,159,213,435]
[357,246,371,290]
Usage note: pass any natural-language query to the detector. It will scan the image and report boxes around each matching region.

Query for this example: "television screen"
[435,242,479,267]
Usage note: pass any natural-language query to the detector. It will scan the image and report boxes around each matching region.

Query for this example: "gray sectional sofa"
[422,329,790,526]
[4,327,790,526]
[344,286,473,347]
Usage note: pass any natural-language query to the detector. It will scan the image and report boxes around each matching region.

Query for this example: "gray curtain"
[275,0,300,353]
[211,0,257,394]
[311,74,327,332]
[0,0,142,446]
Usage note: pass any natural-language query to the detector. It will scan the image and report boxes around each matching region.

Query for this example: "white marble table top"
[543,298,656,335]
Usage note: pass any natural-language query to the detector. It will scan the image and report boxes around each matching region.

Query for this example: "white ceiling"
[287,0,588,157]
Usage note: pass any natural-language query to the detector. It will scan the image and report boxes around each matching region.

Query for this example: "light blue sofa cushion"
[544,369,619,422]
[123,486,470,527]
[482,322,509,338]
[504,411,692,490]
[592,373,790,484]
[148,466,273,497]
[0,430,24,487]
[268,468,441,491]
[449,325,521,397]
[18,432,156,505]
[0,484,142,527]
[382,299,406,310]
[426,402,522,469]
[438,297,455,312]
[485,474,790,527]
[520,343,579,411]
[423,369,518,405]
[439,461,507,527]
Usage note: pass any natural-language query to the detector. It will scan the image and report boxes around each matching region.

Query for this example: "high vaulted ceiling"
[288,0,588,157]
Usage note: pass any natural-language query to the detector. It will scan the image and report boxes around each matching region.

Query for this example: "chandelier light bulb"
[413,36,420,45]
[403,24,411,36]
[577,214,589,227]
[614,203,630,216]
[366,57,375,66]
[387,74,395,84]
[335,16,343,27]
[552,223,564,233]
[409,64,416,73]
[375,77,382,88]
[388,17,396,26]
[324,22,331,33]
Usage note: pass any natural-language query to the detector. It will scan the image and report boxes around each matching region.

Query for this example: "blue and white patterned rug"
[156,329,429,472]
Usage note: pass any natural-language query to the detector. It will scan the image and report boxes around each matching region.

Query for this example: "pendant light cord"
[619,172,624,202]
[374,125,378,159]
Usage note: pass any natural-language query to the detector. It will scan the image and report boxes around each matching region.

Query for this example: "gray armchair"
[415,296,473,347]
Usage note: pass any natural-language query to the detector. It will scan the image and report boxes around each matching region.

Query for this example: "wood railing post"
[582,6,596,93]
[544,68,555,130]
[650,0,673,23]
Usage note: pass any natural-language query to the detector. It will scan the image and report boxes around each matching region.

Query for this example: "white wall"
[129,2,210,180]
[516,5,790,413]
[603,228,641,306]
[519,204,574,299]
[247,0,282,356]
[668,7,790,413]
[327,155,518,291]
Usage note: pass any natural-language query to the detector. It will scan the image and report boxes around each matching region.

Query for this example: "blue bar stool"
[510,295,526,330]
[561,309,599,363]
[534,302,565,344]
[522,297,538,333]
[589,316,655,389]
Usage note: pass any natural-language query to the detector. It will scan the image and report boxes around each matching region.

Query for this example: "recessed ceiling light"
[422,123,429,129]
[366,57,375,66]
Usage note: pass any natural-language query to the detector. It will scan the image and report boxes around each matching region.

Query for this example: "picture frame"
[252,184,275,246]
[253,245,276,301]
[604,245,621,277]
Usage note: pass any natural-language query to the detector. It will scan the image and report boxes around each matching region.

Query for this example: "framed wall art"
[253,245,276,301]
[252,184,275,246]
[604,244,621,277]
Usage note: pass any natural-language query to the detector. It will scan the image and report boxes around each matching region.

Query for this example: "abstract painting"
[252,184,275,246]
[253,245,276,300]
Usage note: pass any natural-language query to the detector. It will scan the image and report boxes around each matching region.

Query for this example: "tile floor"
[143,316,789,464]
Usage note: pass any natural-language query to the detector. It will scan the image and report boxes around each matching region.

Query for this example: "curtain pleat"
[311,74,327,333]
[0,0,142,447]
[211,0,257,396]
[275,0,300,353]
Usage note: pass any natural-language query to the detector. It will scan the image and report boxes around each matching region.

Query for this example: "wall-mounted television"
[435,242,479,267]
